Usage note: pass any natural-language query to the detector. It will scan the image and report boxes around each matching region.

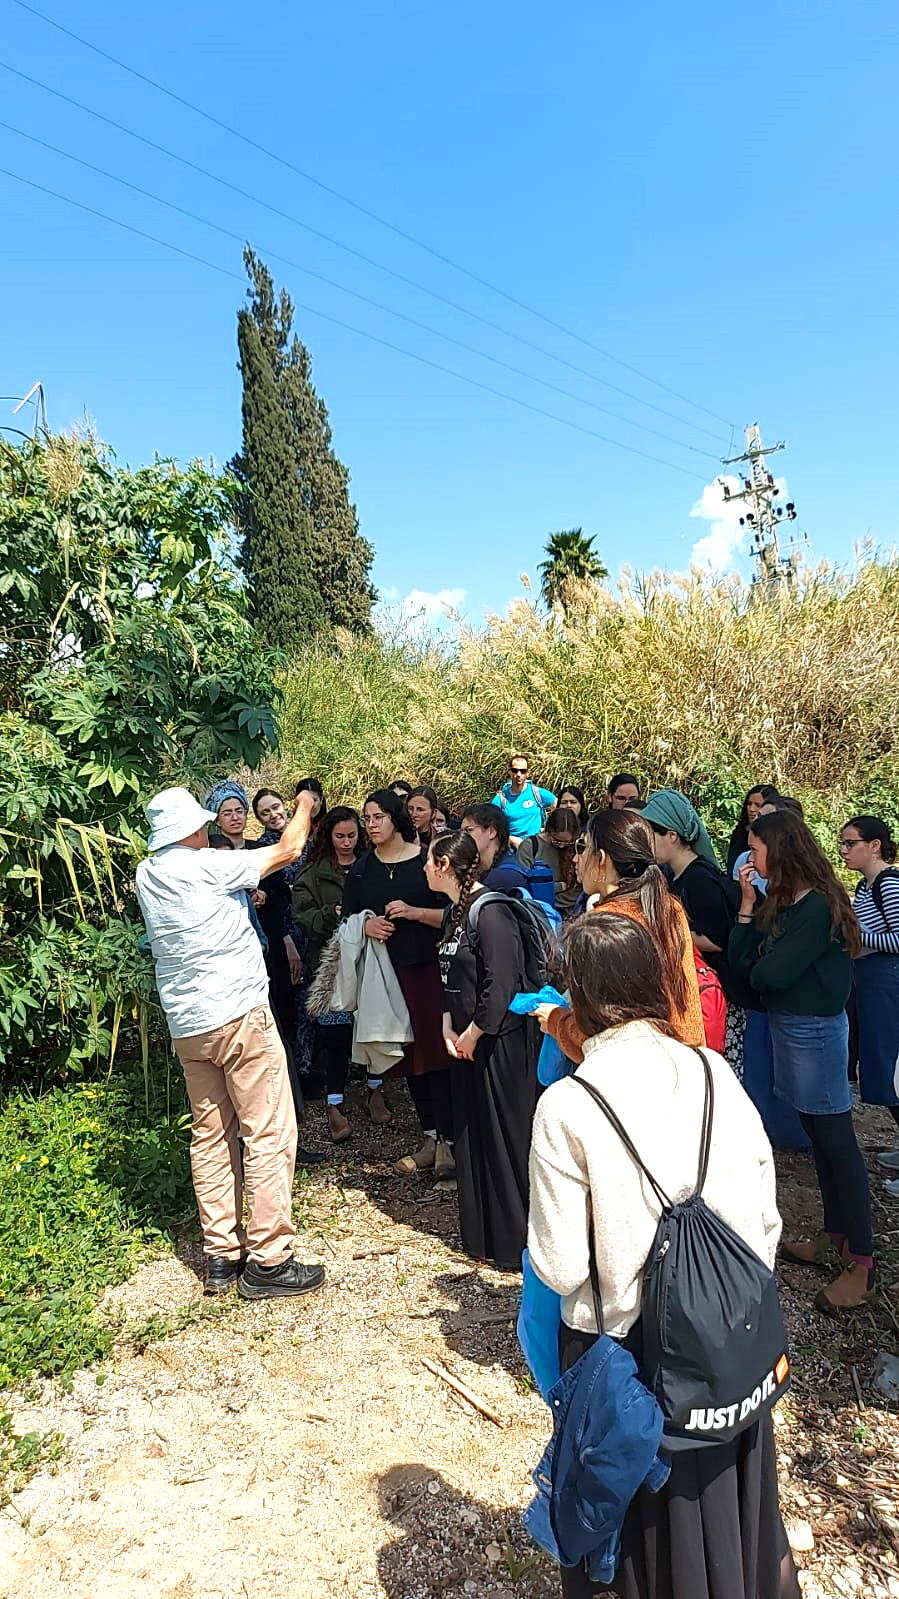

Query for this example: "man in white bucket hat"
[135,784,325,1300]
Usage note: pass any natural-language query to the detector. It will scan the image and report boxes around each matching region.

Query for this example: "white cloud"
[689,474,787,571]
[401,587,466,619]
[689,475,745,570]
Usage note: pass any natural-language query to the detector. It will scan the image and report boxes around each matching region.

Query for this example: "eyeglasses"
[575,838,589,854]
[839,838,862,852]
[510,766,528,775]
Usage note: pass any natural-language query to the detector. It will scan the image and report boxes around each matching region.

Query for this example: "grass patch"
[0,1067,193,1499]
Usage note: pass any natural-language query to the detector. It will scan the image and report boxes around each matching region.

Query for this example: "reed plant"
[276,557,899,852]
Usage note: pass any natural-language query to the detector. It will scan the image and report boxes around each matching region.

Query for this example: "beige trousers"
[174,1005,297,1265]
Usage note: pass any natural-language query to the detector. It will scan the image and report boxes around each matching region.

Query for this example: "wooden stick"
[850,1364,864,1411]
[352,1245,398,1259]
[421,1357,505,1426]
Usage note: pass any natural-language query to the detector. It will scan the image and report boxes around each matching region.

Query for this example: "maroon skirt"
[391,961,449,1078]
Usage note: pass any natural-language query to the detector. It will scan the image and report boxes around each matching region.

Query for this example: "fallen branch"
[352,1246,398,1260]
[850,1365,864,1411]
[421,1357,505,1426]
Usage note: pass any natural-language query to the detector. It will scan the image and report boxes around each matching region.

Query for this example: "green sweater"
[728,890,851,1015]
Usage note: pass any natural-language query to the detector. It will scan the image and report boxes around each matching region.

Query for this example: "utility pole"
[719,424,800,592]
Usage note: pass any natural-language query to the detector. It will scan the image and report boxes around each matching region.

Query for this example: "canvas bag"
[574,1049,790,1451]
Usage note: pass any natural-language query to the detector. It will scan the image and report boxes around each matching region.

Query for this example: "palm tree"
[539,528,608,610]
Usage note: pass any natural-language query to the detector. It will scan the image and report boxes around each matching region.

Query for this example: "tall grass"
[274,559,899,851]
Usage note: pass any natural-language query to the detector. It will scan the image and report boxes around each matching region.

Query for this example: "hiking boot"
[327,1103,351,1144]
[237,1257,326,1300]
[875,1149,899,1171]
[814,1261,876,1317]
[780,1233,835,1272]
[394,1135,436,1176]
[434,1138,456,1181]
[367,1086,393,1125]
[204,1255,246,1295]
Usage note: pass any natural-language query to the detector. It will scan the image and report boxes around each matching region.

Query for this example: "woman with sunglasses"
[840,817,899,1172]
[535,810,704,1062]
[730,810,871,1314]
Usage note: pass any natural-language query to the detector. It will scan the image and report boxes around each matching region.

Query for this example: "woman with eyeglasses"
[840,817,899,1172]
[517,805,582,913]
[729,810,871,1314]
[535,810,705,1062]
[341,788,454,1177]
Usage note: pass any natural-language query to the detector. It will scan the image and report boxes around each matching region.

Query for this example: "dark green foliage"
[0,1071,194,1391]
[539,527,608,609]
[235,304,323,647]
[0,429,282,1081]
[233,248,375,644]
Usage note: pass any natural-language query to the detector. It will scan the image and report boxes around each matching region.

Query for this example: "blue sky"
[2,0,896,623]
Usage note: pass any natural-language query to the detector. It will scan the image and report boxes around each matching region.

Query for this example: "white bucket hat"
[145,787,218,853]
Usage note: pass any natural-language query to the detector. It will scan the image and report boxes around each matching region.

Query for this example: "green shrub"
[0,1071,192,1390]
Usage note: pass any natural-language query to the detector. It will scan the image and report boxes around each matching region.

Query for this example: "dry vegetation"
[275,558,899,850]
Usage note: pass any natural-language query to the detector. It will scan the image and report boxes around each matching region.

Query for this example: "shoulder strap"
[498,789,508,809]
[871,867,899,924]
[573,1045,715,1205]
[574,1076,672,1209]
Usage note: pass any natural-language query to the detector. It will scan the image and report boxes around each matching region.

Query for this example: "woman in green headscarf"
[641,789,751,1080]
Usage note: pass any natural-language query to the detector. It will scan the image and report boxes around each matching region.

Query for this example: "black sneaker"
[204,1255,246,1295]
[237,1257,326,1300]
[296,1146,326,1167]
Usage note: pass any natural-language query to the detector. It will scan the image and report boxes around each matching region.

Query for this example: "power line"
[0,119,722,464]
[7,0,734,430]
[0,164,708,482]
[0,62,727,449]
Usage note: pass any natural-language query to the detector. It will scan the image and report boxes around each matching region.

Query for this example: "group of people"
[134,758,898,1599]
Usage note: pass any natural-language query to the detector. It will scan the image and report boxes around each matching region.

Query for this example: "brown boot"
[367,1086,393,1126]
[327,1103,351,1144]
[814,1261,876,1317]
[394,1135,436,1176]
[780,1232,836,1271]
[434,1138,456,1181]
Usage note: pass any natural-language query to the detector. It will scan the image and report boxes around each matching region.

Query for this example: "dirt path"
[1,1091,898,1599]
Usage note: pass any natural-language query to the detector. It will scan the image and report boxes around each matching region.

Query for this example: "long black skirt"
[558,1325,797,1599]
[449,1019,538,1271]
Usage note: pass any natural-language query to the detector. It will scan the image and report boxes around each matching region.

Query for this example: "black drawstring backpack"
[575,1048,790,1451]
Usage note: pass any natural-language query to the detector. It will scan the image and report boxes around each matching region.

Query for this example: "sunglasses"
[575,838,589,854]
[510,766,528,774]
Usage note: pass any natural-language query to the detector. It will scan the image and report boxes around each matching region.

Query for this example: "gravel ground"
[0,1086,897,1599]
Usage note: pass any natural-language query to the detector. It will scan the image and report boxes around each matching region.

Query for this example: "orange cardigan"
[546,895,706,1065]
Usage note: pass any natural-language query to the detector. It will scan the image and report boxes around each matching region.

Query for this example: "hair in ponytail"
[586,808,690,1017]
[431,829,481,941]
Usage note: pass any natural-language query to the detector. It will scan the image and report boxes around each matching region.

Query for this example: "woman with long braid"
[426,830,540,1269]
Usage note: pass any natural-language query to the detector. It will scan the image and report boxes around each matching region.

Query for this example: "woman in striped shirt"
[840,816,899,1165]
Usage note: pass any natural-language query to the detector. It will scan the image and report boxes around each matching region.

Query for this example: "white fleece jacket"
[528,1019,781,1337]
[328,911,412,1077]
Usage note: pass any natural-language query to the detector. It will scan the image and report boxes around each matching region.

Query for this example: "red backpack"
[693,947,727,1053]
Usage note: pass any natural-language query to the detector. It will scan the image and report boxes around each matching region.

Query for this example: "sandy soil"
[0,1088,897,1599]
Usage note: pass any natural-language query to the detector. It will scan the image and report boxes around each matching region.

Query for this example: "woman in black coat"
[426,829,539,1271]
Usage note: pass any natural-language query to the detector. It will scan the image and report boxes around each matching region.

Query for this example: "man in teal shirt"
[492,755,556,847]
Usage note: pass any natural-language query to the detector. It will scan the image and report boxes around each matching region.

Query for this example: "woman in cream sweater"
[528,912,797,1599]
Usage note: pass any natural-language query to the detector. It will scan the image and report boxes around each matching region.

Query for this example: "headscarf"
[204,778,249,819]
[640,789,720,867]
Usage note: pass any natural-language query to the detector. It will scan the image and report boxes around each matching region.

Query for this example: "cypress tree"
[234,305,322,647]
[232,249,375,644]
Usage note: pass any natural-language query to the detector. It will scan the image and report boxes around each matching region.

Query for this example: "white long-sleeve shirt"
[528,1020,781,1337]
